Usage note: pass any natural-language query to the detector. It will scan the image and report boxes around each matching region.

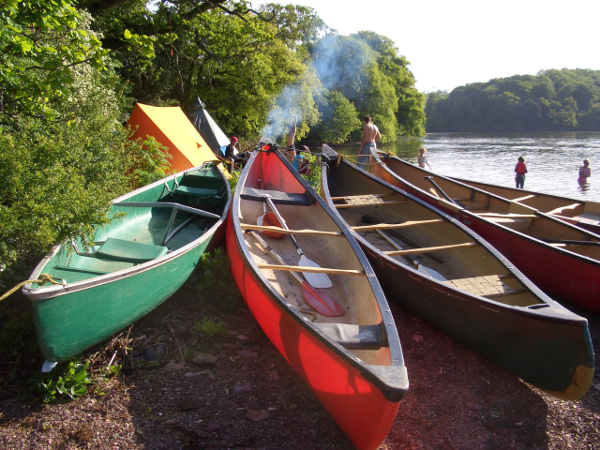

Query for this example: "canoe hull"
[30,243,207,362]
[227,148,408,449]
[320,148,593,400]
[23,164,231,362]
[369,152,600,315]
[365,247,593,397]
[227,220,400,449]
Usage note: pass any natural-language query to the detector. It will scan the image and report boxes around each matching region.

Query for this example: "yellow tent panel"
[127,103,217,174]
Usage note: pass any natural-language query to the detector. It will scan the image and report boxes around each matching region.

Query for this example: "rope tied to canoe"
[0,273,66,302]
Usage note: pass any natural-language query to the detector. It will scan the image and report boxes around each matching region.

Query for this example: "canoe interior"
[454,177,600,226]
[326,161,546,308]
[238,154,394,366]
[29,164,229,287]
[373,154,600,262]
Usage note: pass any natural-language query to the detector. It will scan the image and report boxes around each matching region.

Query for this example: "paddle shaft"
[264,195,305,258]
[250,231,304,285]
[424,176,459,205]
[249,231,344,316]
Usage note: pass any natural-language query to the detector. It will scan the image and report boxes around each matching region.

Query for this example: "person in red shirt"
[514,156,527,189]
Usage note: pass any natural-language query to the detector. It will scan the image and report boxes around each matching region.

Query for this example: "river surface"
[338,132,600,201]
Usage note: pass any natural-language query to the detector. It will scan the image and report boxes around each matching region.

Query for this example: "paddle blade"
[258,212,285,239]
[301,282,345,317]
[299,256,334,289]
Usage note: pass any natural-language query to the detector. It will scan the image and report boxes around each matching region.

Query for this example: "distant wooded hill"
[425,69,600,132]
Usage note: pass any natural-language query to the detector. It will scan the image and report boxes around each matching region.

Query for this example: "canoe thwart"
[385,241,478,256]
[353,218,444,232]
[241,187,314,206]
[314,323,386,350]
[257,263,365,276]
[114,201,221,220]
[241,224,343,237]
[95,238,168,263]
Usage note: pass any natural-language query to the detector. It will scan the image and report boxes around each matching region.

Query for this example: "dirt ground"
[1,259,599,449]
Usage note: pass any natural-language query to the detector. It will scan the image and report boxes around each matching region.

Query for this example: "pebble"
[233,381,252,393]
[192,353,218,367]
[237,350,259,359]
[163,360,185,371]
[246,409,270,422]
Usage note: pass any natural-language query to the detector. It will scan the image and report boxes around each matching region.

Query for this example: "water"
[339,132,600,201]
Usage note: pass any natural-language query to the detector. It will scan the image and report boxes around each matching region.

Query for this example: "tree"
[307,90,360,144]
[0,1,170,288]
[0,1,108,122]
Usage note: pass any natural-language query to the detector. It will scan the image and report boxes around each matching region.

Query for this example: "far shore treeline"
[425,69,600,132]
[0,0,598,289]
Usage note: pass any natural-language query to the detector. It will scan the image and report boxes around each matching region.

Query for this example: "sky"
[251,0,600,93]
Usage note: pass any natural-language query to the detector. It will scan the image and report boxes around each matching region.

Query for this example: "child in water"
[417,148,431,169]
[578,158,591,184]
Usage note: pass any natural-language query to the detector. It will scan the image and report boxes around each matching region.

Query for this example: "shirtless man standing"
[357,115,381,169]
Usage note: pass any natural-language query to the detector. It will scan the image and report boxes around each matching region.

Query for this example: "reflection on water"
[337,132,600,201]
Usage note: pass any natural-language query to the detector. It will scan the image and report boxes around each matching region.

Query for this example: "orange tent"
[126,103,216,173]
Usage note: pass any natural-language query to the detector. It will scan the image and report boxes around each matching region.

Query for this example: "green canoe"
[22,163,231,366]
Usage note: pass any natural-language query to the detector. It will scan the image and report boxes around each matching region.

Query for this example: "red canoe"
[226,145,408,449]
[369,150,600,316]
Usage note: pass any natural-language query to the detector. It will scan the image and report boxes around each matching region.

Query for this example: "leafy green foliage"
[307,90,360,144]
[0,3,108,121]
[425,69,600,132]
[35,360,92,403]
[194,317,228,344]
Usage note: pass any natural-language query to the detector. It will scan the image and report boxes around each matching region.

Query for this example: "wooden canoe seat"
[444,274,524,298]
[315,323,385,350]
[332,194,408,209]
[95,238,168,263]
[241,187,314,206]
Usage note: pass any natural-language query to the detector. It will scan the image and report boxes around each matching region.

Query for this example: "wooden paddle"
[263,194,333,289]
[249,231,345,317]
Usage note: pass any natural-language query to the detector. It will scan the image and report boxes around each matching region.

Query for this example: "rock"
[237,350,259,359]
[233,381,252,393]
[163,360,185,371]
[246,409,270,422]
[141,347,157,361]
[465,401,483,412]
[192,353,218,367]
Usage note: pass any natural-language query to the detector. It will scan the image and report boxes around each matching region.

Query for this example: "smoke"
[260,34,375,141]
[261,84,304,141]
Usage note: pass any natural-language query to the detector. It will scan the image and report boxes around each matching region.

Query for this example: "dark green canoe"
[22,163,231,366]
